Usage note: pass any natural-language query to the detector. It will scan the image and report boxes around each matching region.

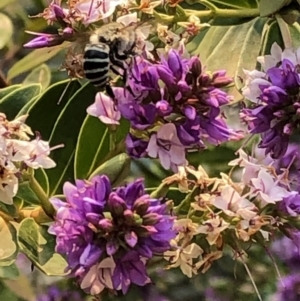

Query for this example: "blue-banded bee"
[83,21,152,100]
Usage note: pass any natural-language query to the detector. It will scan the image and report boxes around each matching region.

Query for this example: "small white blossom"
[164,242,203,278]
[80,257,115,295]
[10,139,56,169]
[250,169,291,206]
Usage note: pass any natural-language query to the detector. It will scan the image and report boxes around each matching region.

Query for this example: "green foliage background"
[0,0,299,300]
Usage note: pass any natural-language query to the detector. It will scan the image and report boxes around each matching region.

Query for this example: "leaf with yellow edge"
[23,64,51,91]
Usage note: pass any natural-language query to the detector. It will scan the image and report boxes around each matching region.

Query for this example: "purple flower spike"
[49,176,176,295]
[242,43,300,158]
[121,48,240,170]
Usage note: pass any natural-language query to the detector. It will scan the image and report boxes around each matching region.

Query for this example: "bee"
[83,21,152,100]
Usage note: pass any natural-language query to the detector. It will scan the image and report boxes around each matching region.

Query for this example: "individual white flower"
[6,114,33,140]
[164,242,203,278]
[257,42,282,72]
[10,139,56,169]
[197,216,229,246]
[212,185,257,220]
[194,251,222,274]
[250,169,291,206]
[173,218,199,245]
[228,149,266,184]
[241,69,270,103]
[80,257,115,295]
[87,92,121,125]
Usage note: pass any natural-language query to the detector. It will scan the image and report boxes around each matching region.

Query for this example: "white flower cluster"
[0,113,57,204]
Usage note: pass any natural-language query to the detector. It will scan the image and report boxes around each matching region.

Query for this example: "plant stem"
[29,175,54,218]
[109,130,117,151]
[183,8,260,19]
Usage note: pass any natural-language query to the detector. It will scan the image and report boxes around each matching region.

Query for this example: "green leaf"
[0,202,17,218]
[16,182,40,205]
[23,64,51,92]
[0,84,42,120]
[15,95,39,117]
[259,0,290,17]
[260,20,284,56]
[0,263,19,279]
[89,153,131,186]
[0,218,18,264]
[3,274,36,301]
[17,218,67,276]
[210,0,258,8]
[0,85,21,100]
[34,168,49,196]
[26,80,81,140]
[46,83,96,195]
[188,17,267,102]
[74,115,109,179]
[0,0,16,9]
[0,13,13,50]
[290,22,300,48]
[7,43,67,80]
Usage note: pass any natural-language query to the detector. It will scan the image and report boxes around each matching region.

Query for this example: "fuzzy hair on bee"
[82,19,155,100]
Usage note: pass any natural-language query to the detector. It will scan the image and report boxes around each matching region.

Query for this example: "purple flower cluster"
[36,286,82,301]
[241,43,300,159]
[49,175,176,295]
[115,50,242,171]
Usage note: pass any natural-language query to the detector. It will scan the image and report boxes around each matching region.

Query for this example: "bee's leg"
[110,66,135,97]
[105,84,118,108]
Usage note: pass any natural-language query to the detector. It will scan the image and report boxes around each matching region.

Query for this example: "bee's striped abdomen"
[83,44,110,88]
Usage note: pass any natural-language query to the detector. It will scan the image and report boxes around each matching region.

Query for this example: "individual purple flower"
[241,43,300,159]
[146,123,186,171]
[49,175,176,295]
[36,286,82,301]
[119,103,157,130]
[276,274,300,301]
[278,192,300,217]
[125,134,148,158]
[112,251,151,294]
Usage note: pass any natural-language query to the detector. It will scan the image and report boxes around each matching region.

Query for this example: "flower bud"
[189,56,202,78]
[62,27,74,40]
[108,193,127,217]
[98,218,114,232]
[24,31,64,49]
[167,49,183,81]
[156,65,176,87]
[156,100,172,116]
[133,198,150,216]
[124,209,136,225]
[143,213,161,225]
